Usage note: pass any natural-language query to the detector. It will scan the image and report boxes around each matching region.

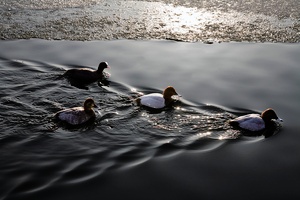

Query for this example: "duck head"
[97,62,110,73]
[84,98,98,111]
[163,86,181,101]
[261,108,283,123]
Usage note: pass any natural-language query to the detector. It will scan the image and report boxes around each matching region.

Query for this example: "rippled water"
[1,0,299,42]
[0,39,300,200]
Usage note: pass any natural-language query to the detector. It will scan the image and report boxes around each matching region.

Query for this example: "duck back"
[55,107,95,125]
[230,114,265,131]
[64,68,101,85]
[140,93,165,109]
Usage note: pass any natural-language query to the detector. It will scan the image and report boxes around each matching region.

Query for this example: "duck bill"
[276,117,283,122]
[172,94,182,100]
[173,91,181,97]
[93,104,98,108]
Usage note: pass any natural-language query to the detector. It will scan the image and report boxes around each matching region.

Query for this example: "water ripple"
[0,57,282,199]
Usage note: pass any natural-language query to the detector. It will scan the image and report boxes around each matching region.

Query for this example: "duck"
[135,86,180,109]
[229,108,283,131]
[63,62,110,86]
[54,98,98,125]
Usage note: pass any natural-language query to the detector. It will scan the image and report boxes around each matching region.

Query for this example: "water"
[0,39,299,200]
[0,0,299,42]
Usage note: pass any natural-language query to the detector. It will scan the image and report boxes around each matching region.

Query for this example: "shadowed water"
[0,39,299,200]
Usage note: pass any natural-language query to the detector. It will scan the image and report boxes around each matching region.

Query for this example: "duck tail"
[62,70,70,77]
[53,71,68,80]
[228,120,239,126]
[135,98,141,106]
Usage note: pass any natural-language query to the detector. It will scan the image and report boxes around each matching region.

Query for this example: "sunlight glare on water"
[139,3,222,35]
[1,0,299,42]
[156,6,214,34]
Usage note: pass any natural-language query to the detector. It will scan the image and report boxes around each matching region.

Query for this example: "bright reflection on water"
[153,6,216,34]
[85,1,300,42]
[1,0,299,42]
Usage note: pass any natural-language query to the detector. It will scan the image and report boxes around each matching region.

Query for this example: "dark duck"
[64,62,110,88]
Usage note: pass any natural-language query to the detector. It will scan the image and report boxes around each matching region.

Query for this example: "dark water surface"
[0,39,300,200]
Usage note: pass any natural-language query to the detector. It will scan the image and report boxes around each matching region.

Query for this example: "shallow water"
[0,39,300,200]
[1,0,299,42]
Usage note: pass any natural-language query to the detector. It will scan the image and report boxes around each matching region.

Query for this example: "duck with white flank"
[54,98,98,125]
[229,108,283,131]
[136,86,180,109]
[64,62,110,87]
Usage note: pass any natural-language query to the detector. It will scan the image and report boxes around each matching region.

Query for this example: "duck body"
[229,108,283,132]
[136,86,180,109]
[54,98,97,125]
[64,62,109,86]
[229,114,265,131]
[55,107,95,125]
[64,68,102,85]
[139,93,166,109]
